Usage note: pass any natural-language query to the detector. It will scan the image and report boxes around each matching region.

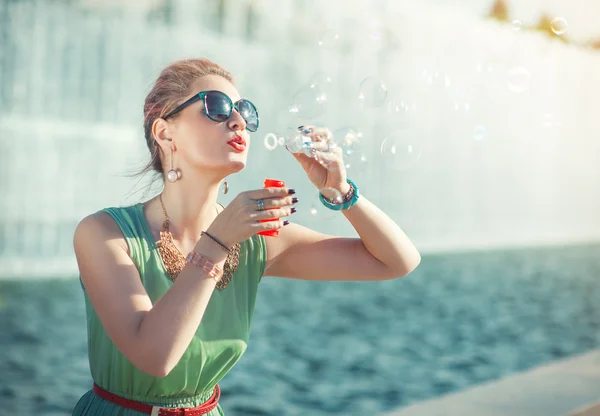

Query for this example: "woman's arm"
[264,195,421,281]
[74,212,228,377]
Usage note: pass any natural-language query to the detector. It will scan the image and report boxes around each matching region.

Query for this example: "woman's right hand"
[205,187,298,247]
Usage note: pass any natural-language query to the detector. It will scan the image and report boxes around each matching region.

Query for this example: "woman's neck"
[158,175,223,242]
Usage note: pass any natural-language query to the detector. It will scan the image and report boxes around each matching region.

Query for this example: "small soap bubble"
[507,67,531,93]
[334,127,363,150]
[366,19,384,40]
[358,76,387,108]
[551,17,568,35]
[284,133,314,157]
[380,129,423,171]
[421,69,451,89]
[333,127,367,171]
[319,187,344,205]
[512,20,522,31]
[263,133,278,151]
[386,99,418,125]
[453,102,471,112]
[388,100,403,114]
[309,73,333,90]
[308,188,344,221]
[541,113,562,128]
[475,62,495,75]
[290,84,329,120]
[473,125,487,141]
[318,30,340,48]
[541,113,555,128]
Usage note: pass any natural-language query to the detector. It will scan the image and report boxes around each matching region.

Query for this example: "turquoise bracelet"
[319,179,360,211]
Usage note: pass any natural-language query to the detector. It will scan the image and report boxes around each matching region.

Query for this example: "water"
[1,243,599,415]
[3,0,600,278]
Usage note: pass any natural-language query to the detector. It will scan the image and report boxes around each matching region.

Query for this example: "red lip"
[227,136,247,152]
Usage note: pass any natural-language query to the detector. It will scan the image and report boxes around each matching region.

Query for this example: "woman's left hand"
[288,126,350,196]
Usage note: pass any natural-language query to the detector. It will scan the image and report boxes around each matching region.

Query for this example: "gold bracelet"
[185,252,223,282]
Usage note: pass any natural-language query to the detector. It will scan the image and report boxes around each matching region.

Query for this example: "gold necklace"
[156,194,240,290]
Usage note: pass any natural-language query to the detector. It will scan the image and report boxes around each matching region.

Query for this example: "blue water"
[1,243,600,415]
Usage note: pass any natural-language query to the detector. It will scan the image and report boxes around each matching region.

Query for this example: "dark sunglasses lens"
[205,91,232,122]
[238,99,259,132]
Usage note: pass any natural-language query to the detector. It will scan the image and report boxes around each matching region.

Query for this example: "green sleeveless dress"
[72,203,267,416]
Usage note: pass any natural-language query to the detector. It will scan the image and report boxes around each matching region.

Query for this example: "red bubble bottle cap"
[258,179,286,237]
[264,179,285,188]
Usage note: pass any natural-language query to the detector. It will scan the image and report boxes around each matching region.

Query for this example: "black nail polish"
[291,207,297,214]
[297,125,305,131]
[283,220,290,226]
[292,197,299,203]
[288,188,296,195]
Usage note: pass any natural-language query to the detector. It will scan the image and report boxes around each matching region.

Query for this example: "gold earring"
[167,149,178,183]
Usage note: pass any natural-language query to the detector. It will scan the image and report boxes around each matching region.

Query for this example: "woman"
[71,58,421,415]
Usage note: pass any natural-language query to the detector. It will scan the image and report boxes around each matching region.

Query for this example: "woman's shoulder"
[74,211,128,256]
[74,204,142,252]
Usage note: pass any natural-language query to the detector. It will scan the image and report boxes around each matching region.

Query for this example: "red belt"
[92,383,220,416]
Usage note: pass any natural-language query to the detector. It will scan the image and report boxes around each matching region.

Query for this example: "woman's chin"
[226,158,246,172]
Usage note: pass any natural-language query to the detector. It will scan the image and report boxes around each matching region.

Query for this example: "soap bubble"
[285,132,312,154]
[511,20,522,32]
[358,76,387,108]
[318,30,341,48]
[473,125,488,141]
[263,133,279,151]
[507,67,531,93]
[454,102,471,112]
[386,98,419,126]
[541,113,555,128]
[334,127,366,170]
[284,133,314,156]
[388,99,416,114]
[308,72,333,90]
[550,17,568,35]
[422,69,451,90]
[335,127,362,149]
[309,187,344,221]
[476,62,495,75]
[380,129,423,171]
[319,187,344,204]
[540,113,562,129]
[366,19,384,40]
[290,84,329,120]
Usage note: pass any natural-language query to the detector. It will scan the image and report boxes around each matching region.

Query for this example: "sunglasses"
[163,90,259,132]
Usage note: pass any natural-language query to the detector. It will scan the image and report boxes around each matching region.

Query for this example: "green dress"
[72,202,267,416]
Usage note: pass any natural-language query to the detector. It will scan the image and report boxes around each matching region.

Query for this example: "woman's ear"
[152,118,175,152]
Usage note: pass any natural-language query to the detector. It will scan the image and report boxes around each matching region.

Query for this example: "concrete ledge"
[383,349,600,416]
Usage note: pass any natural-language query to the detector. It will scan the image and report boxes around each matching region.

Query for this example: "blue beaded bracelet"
[319,179,360,211]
